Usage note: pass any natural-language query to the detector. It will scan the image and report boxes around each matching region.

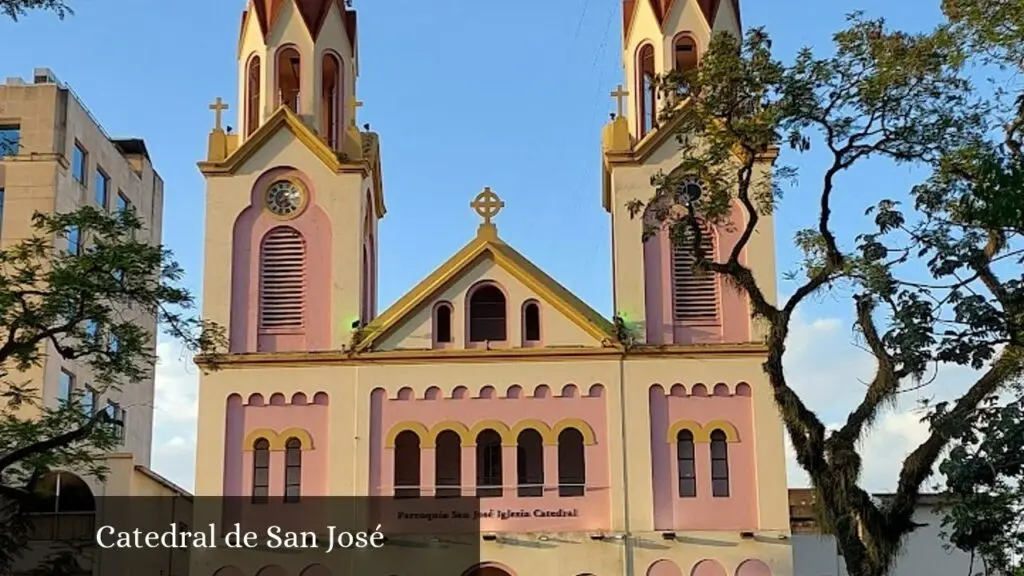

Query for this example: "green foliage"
[630,9,1024,576]
[0,206,224,572]
[0,0,72,20]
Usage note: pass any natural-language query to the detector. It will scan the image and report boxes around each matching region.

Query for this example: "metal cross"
[610,84,630,118]
[349,99,363,125]
[471,187,504,225]
[209,97,229,131]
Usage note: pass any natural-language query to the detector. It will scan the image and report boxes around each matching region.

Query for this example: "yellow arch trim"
[704,420,741,442]
[468,420,514,446]
[243,428,279,450]
[552,418,598,446]
[427,421,471,448]
[278,428,315,450]
[666,420,708,443]
[384,421,430,448]
[510,419,554,445]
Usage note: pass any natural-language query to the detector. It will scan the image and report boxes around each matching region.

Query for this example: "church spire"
[236,0,360,151]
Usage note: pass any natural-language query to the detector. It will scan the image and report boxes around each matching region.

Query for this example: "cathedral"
[191,1,789,575]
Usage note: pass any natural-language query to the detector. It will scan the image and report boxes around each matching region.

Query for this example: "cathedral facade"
[192,1,790,576]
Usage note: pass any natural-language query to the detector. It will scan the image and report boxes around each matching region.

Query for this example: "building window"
[0,124,20,156]
[94,168,109,209]
[393,430,421,499]
[108,336,120,354]
[246,54,262,137]
[674,35,699,72]
[522,301,541,345]
[284,437,302,503]
[434,430,461,498]
[58,370,74,404]
[557,428,586,497]
[259,227,307,330]
[637,44,657,137]
[252,438,270,503]
[72,142,88,185]
[276,46,302,113]
[66,225,81,255]
[475,429,503,498]
[116,191,131,213]
[672,218,719,324]
[0,188,5,239]
[82,386,97,415]
[677,430,697,497]
[710,429,730,497]
[104,401,125,443]
[321,52,342,148]
[468,284,506,343]
[516,429,544,497]
[434,303,453,347]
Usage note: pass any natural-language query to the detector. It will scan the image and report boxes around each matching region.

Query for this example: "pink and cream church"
[191,0,790,575]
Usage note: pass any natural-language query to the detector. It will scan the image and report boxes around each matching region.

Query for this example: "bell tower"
[198,0,384,356]
[601,0,777,346]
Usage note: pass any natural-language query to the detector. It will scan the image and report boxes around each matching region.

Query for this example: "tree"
[0,206,224,572]
[629,7,1023,576]
[1,0,72,20]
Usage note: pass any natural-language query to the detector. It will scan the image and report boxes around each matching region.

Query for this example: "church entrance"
[463,563,515,576]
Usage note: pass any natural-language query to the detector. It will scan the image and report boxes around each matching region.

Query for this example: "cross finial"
[471,187,505,227]
[611,84,630,118]
[209,97,229,132]
[348,99,364,126]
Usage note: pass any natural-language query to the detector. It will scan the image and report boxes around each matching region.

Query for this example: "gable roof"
[355,225,618,351]
[197,105,386,218]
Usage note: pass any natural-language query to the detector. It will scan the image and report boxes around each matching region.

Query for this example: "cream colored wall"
[313,1,356,127]
[202,128,369,349]
[237,8,268,133]
[622,1,661,140]
[376,256,603,350]
[0,80,160,466]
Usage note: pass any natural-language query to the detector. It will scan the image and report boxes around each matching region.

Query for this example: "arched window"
[276,46,301,113]
[394,430,421,499]
[252,438,270,504]
[26,472,97,540]
[246,55,261,137]
[321,52,342,148]
[516,429,544,497]
[677,430,696,497]
[637,44,657,137]
[361,245,370,324]
[284,437,302,503]
[672,218,719,324]
[434,303,453,347]
[522,301,541,345]
[468,284,506,343]
[434,430,461,498]
[674,35,698,73]
[710,429,730,497]
[259,227,306,330]
[557,428,586,497]
[475,429,503,498]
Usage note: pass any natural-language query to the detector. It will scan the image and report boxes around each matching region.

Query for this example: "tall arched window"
[277,46,301,113]
[557,428,586,497]
[674,35,698,73]
[522,301,541,345]
[434,430,461,498]
[394,431,421,499]
[252,438,270,504]
[284,437,302,503]
[677,430,696,497]
[434,303,453,347]
[321,52,342,148]
[468,284,506,343]
[637,44,657,137]
[475,429,503,498]
[710,429,730,497]
[246,55,262,137]
[516,429,544,497]
[672,217,719,324]
[259,226,307,330]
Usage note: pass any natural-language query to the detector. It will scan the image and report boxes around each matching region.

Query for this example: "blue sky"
[4,0,972,490]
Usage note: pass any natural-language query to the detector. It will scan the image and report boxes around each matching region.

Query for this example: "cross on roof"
[209,97,229,131]
[610,85,629,118]
[471,187,504,226]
